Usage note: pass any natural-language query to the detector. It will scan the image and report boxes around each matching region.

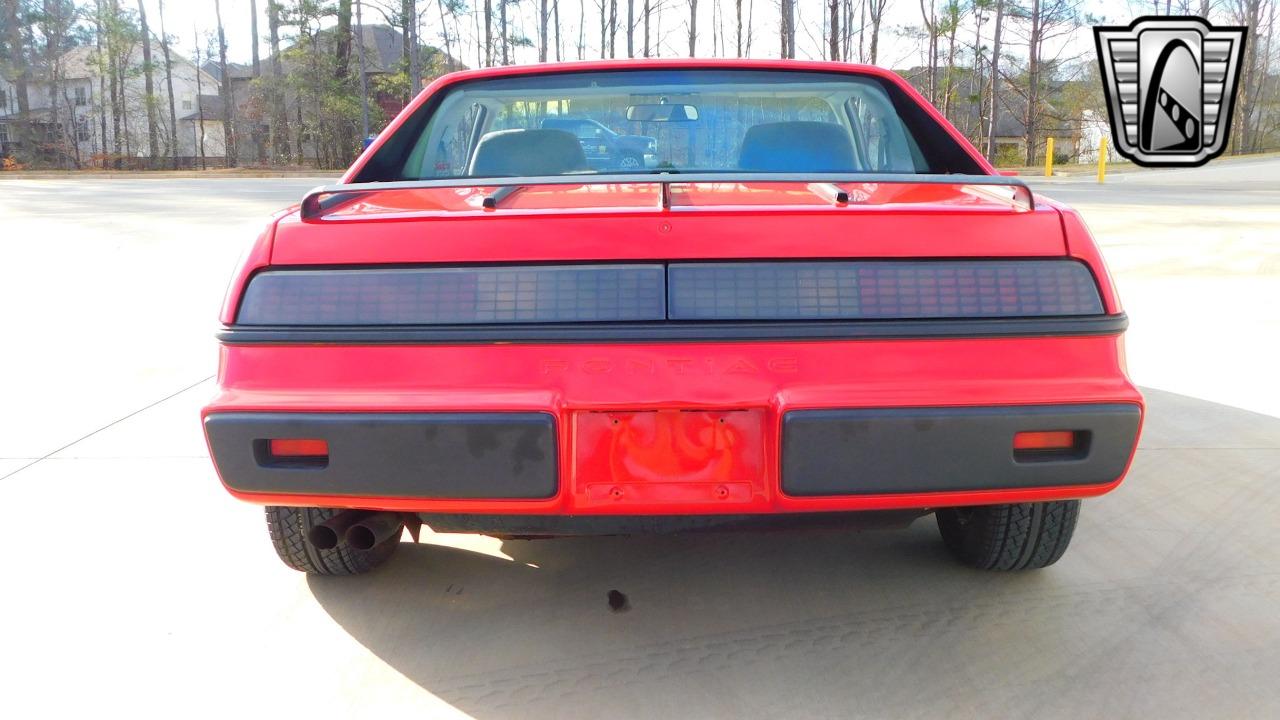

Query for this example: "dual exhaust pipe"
[307,510,404,551]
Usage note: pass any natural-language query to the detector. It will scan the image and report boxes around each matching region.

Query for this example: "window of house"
[1,88,8,112]
[74,86,88,106]
[0,123,10,143]
[76,118,90,141]
[182,95,193,111]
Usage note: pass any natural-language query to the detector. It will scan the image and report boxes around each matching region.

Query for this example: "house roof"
[201,61,255,81]
[179,94,225,121]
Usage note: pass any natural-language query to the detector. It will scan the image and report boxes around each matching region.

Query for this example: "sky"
[155,0,1140,74]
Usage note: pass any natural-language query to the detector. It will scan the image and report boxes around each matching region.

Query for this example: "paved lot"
[1,162,1277,719]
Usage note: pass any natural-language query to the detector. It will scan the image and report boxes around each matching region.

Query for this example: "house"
[204,24,458,165]
[1,43,226,167]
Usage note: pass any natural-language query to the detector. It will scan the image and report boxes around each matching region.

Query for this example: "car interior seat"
[738,121,859,173]
[468,129,590,176]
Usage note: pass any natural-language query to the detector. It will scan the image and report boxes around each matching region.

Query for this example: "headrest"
[468,128,589,177]
[738,121,857,172]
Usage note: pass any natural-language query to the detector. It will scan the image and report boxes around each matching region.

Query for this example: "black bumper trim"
[216,314,1127,345]
[781,403,1141,496]
[205,412,557,499]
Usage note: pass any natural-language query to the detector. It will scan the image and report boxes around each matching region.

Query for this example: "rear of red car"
[203,60,1142,575]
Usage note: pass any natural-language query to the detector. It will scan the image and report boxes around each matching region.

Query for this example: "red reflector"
[1013,431,1076,451]
[269,438,329,457]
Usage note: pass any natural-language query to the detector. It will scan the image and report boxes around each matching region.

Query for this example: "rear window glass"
[357,69,985,181]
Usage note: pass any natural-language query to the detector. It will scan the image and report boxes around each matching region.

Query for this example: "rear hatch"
[268,181,1065,265]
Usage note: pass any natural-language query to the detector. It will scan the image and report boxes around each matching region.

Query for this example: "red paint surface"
[206,60,1142,516]
[204,335,1143,514]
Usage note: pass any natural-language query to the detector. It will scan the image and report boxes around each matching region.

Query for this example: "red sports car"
[203,59,1142,575]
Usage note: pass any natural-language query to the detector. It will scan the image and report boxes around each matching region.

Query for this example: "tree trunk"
[158,0,178,168]
[735,0,741,56]
[941,8,957,119]
[609,0,617,57]
[500,0,508,64]
[688,0,698,56]
[484,0,492,65]
[336,0,352,81]
[214,0,235,166]
[554,0,561,60]
[193,26,206,170]
[1023,0,1040,166]
[438,0,456,69]
[138,0,160,167]
[109,0,123,167]
[268,0,290,161]
[779,0,790,58]
[94,0,109,167]
[405,0,420,88]
[250,0,261,77]
[644,0,651,56]
[539,0,549,60]
[627,0,634,57]
[3,0,33,162]
[985,0,1004,161]
[828,0,839,60]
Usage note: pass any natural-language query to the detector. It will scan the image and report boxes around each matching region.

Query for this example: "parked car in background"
[540,115,658,170]
[203,59,1142,577]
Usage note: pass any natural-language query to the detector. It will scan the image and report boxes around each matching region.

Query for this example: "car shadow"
[307,387,1280,719]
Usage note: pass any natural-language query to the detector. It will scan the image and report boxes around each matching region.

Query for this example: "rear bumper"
[202,335,1144,514]
[206,403,1140,501]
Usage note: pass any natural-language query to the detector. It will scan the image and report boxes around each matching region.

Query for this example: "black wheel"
[264,506,401,575]
[617,153,643,170]
[936,500,1080,571]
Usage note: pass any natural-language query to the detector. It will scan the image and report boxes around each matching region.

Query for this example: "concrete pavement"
[0,161,1277,718]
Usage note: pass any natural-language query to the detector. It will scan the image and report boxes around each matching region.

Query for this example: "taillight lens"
[667,260,1104,320]
[234,260,1104,326]
[237,264,666,325]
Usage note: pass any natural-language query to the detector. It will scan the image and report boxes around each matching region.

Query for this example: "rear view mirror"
[626,104,699,122]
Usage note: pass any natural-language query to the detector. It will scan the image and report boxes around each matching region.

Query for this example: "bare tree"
[484,0,492,65]
[250,0,261,77]
[267,0,290,161]
[3,0,33,161]
[984,0,1004,160]
[644,0,652,56]
[137,0,159,165]
[539,0,549,60]
[828,0,839,60]
[609,0,617,56]
[158,0,178,167]
[214,0,235,166]
[193,24,206,169]
[866,0,888,64]
[688,0,697,56]
[554,0,561,59]
[780,0,794,58]
[627,0,634,56]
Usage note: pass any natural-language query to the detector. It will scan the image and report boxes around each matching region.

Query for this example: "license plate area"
[572,409,767,510]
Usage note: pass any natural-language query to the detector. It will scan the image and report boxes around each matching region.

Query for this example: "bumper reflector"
[268,438,330,458]
[1012,430,1076,451]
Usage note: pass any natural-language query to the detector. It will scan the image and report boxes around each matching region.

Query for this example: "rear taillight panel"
[234,260,1105,326]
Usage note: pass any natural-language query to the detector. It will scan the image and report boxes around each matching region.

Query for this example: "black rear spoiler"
[298,172,1035,221]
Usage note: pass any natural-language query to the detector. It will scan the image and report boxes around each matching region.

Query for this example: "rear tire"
[264,506,401,575]
[936,500,1080,570]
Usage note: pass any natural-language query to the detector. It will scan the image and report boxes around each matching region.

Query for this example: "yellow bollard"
[1044,137,1055,177]
[1097,137,1108,184]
